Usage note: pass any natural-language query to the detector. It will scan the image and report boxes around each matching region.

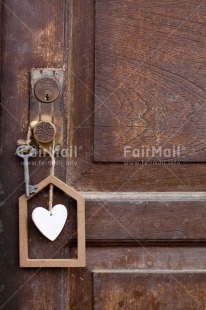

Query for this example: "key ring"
[16,145,35,158]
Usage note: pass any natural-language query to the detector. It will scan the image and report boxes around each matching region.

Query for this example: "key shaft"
[16,145,38,197]
[23,157,30,197]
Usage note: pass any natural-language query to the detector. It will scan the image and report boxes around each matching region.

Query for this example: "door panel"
[94,0,206,162]
[72,193,206,241]
[70,0,206,192]
[70,247,206,309]
[93,273,206,309]
[1,0,206,309]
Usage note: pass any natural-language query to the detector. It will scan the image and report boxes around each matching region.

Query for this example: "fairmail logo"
[124,145,186,158]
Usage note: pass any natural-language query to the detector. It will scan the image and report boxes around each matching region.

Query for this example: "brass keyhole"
[43,90,53,102]
[34,78,60,103]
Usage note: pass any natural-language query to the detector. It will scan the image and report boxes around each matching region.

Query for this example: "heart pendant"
[32,204,68,241]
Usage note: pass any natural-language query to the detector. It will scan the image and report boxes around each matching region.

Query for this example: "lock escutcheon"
[34,78,60,103]
[30,68,64,147]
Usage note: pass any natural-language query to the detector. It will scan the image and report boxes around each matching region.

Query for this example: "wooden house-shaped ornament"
[19,175,86,268]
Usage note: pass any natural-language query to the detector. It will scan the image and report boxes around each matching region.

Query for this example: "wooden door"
[1,0,206,309]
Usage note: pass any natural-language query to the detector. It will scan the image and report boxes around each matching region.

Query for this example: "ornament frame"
[19,175,86,267]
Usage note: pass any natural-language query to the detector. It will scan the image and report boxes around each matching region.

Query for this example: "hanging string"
[37,138,56,215]
[17,125,32,150]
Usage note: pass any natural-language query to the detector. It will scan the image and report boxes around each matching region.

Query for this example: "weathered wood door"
[1,0,206,309]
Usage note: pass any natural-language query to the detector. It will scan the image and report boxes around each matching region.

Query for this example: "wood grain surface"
[69,247,206,309]
[94,0,206,162]
[1,0,206,309]
[93,272,206,309]
[0,0,70,308]
[69,0,206,192]
[69,195,206,242]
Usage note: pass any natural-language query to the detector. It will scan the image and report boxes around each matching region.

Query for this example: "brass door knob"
[33,121,56,143]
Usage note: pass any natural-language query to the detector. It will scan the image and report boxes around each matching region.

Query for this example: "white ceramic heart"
[32,204,67,241]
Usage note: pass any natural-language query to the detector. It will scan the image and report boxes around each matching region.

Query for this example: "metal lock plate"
[30,69,64,147]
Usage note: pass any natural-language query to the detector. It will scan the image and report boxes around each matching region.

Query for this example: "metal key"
[16,145,38,197]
